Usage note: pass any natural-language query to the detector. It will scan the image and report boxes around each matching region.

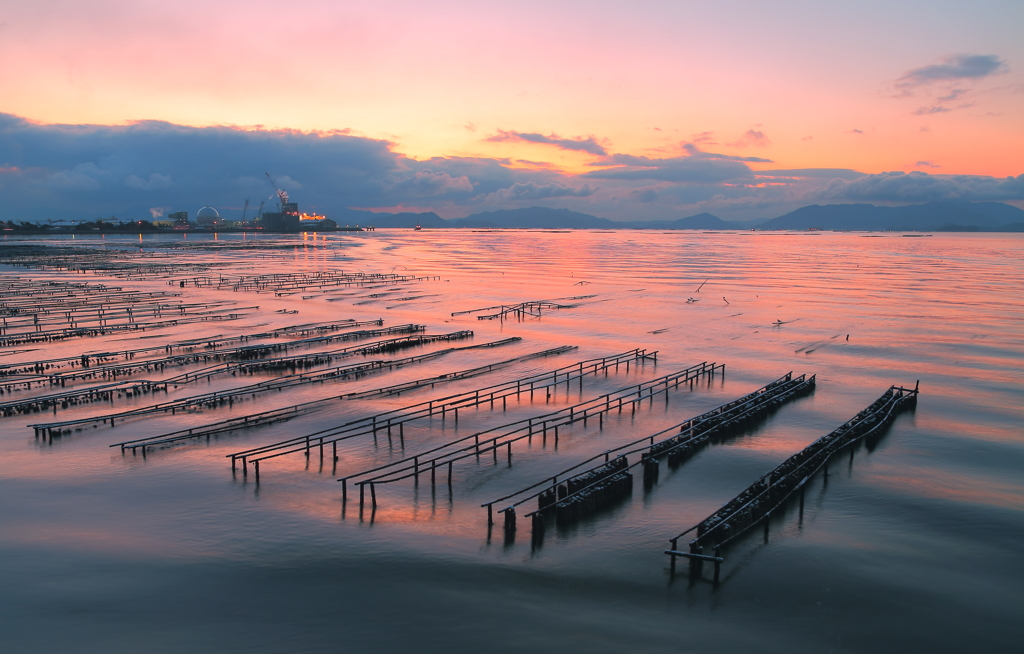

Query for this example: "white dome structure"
[196,206,220,225]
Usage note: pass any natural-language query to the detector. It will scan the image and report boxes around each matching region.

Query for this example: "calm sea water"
[1,230,1022,653]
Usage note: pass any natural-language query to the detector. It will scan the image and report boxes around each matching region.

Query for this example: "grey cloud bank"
[895,53,1009,115]
[819,171,1024,203]
[582,145,771,184]
[486,130,608,156]
[0,113,1021,224]
[897,54,1008,90]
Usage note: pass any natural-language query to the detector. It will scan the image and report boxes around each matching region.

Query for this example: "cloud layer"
[486,130,608,156]
[896,54,1008,90]
[0,113,1021,223]
[583,144,772,183]
[894,53,1010,115]
[820,171,1024,203]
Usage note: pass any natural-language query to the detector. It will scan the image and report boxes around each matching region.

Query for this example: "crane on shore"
[265,173,288,212]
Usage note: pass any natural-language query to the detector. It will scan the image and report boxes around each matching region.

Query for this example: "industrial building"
[257,173,336,231]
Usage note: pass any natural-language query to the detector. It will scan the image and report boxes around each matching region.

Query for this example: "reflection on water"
[1,230,1022,653]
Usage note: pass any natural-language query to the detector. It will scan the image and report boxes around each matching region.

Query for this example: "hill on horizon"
[45,201,1024,232]
[450,207,619,229]
[346,206,741,230]
[758,200,1024,231]
[397,201,1024,231]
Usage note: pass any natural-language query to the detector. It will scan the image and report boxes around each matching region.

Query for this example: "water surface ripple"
[0,230,1021,654]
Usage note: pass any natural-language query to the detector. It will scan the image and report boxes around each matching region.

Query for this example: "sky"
[1,0,1022,222]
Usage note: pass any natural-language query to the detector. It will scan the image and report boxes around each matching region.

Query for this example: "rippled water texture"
[1,230,1022,653]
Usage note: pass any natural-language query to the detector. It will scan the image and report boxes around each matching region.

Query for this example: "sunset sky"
[1,0,1022,222]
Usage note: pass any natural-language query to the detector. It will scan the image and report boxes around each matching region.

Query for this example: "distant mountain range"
[345,200,1024,232]
[756,201,1024,231]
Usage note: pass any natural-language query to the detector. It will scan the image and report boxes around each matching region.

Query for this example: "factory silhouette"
[165,173,343,231]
